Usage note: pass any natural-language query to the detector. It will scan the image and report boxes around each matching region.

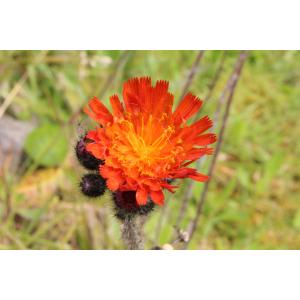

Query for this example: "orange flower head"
[84,77,217,206]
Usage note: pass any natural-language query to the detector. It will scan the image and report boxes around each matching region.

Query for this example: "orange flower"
[84,77,217,206]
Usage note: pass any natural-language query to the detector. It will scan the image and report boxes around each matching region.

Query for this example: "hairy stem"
[121,216,144,250]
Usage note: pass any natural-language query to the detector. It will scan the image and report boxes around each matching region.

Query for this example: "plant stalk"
[121,216,144,250]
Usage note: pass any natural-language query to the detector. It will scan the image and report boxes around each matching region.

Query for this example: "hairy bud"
[76,138,104,170]
[80,173,106,197]
[113,191,155,220]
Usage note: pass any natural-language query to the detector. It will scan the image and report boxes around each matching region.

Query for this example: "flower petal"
[173,93,203,126]
[136,187,148,205]
[106,177,121,191]
[100,165,124,191]
[185,147,214,160]
[85,143,106,159]
[110,94,124,119]
[188,172,209,182]
[194,133,217,146]
[85,130,98,141]
[189,116,213,135]
[160,182,177,193]
[100,165,119,179]
[84,96,113,126]
[152,80,174,117]
[150,190,164,206]
[123,77,151,115]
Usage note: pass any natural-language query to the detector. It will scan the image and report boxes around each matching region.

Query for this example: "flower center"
[107,114,183,178]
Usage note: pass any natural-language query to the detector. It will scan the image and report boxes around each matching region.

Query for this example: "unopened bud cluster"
[76,136,106,197]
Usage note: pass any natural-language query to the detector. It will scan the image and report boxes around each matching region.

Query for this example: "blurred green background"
[0,50,299,249]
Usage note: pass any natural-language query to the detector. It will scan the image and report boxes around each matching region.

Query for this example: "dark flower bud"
[113,191,155,220]
[75,138,104,170]
[164,178,175,184]
[151,246,162,250]
[80,174,106,197]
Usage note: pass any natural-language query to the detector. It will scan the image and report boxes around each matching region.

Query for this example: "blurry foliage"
[24,124,68,167]
[0,50,299,249]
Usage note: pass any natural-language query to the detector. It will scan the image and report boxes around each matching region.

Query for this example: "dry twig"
[204,51,227,102]
[179,50,205,101]
[183,51,249,249]
[173,51,228,231]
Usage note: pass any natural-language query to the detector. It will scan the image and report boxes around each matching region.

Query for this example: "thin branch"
[173,51,227,232]
[179,50,205,101]
[204,51,227,103]
[183,51,249,249]
[153,50,205,246]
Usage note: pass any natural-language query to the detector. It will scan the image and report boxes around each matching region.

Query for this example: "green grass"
[0,50,299,249]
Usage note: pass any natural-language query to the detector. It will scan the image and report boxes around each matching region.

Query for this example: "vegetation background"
[0,50,299,249]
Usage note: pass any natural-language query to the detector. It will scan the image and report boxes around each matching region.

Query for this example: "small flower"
[80,173,106,197]
[84,77,217,206]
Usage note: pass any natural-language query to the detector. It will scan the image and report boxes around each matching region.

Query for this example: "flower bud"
[80,174,106,197]
[151,246,162,250]
[75,138,104,170]
[164,178,175,184]
[113,191,155,220]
